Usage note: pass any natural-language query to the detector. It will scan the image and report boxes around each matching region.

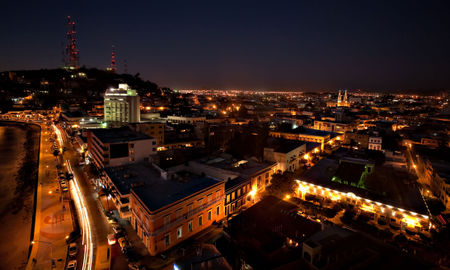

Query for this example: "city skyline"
[1,1,450,91]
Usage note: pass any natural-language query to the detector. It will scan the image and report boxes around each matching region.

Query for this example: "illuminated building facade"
[326,90,350,107]
[295,179,430,232]
[104,83,140,126]
[269,128,331,150]
[130,168,225,256]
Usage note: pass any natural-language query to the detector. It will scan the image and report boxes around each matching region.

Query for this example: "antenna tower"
[110,45,116,72]
[65,16,79,70]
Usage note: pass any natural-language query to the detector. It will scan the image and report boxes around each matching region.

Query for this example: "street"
[56,125,112,270]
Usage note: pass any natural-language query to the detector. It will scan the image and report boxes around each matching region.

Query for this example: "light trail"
[67,160,94,270]
[52,124,65,147]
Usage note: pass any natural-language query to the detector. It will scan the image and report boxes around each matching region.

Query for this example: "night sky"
[1,1,449,91]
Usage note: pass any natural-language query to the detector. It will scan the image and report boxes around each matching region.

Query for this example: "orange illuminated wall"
[130,181,225,256]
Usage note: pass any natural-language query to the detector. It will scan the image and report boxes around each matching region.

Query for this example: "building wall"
[167,115,206,124]
[314,120,353,134]
[264,144,306,173]
[132,122,165,146]
[104,93,140,125]
[368,136,382,151]
[344,132,369,149]
[87,131,156,168]
[130,182,225,256]
[269,131,329,150]
[225,182,252,216]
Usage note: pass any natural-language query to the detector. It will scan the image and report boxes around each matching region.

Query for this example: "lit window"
[177,227,182,239]
[198,215,203,226]
[208,209,212,221]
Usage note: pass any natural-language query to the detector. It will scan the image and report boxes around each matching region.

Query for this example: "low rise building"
[344,131,369,149]
[167,155,277,217]
[87,128,156,168]
[269,127,331,150]
[368,136,383,151]
[167,115,206,124]
[264,138,307,173]
[129,121,165,146]
[313,120,354,134]
[127,164,225,256]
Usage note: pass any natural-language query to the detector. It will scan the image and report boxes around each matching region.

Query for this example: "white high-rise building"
[104,83,140,126]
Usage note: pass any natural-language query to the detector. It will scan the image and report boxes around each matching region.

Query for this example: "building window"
[198,215,203,226]
[188,220,193,232]
[231,192,235,200]
[237,189,241,197]
[226,195,230,203]
[208,209,212,221]
[177,227,182,239]
[164,233,170,247]
[216,205,220,216]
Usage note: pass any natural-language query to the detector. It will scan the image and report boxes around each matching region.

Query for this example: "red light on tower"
[65,16,79,70]
[110,45,116,72]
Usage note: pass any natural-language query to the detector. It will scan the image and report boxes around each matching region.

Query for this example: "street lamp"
[31,240,54,266]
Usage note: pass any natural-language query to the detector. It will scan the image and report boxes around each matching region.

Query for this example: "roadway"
[55,125,111,270]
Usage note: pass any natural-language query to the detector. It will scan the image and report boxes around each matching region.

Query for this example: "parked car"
[66,260,77,270]
[68,243,78,257]
[107,234,116,245]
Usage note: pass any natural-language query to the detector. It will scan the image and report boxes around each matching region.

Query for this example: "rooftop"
[300,158,427,214]
[106,162,222,212]
[265,138,306,153]
[276,126,332,137]
[91,128,152,143]
[197,155,276,178]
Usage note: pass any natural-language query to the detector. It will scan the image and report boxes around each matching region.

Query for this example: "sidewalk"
[26,126,74,270]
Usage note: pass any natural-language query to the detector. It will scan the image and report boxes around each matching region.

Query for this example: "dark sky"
[1,1,449,91]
